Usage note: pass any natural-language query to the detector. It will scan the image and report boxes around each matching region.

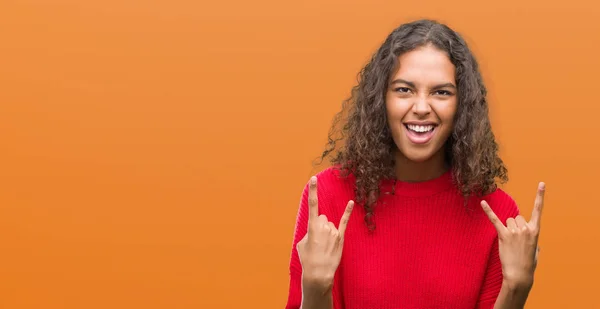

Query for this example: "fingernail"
[310,176,316,185]
[539,182,545,190]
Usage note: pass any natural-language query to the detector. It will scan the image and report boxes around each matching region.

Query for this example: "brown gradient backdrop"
[1,0,598,308]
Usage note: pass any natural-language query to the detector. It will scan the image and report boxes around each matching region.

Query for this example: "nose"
[412,95,431,116]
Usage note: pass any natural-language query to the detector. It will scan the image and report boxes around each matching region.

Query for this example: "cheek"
[385,96,410,122]
[435,100,458,124]
[434,103,458,140]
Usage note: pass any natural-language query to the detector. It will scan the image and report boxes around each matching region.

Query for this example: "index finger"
[481,200,507,233]
[308,176,319,220]
[530,182,546,228]
[338,200,354,236]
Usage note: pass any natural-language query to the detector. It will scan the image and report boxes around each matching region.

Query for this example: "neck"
[394,149,448,182]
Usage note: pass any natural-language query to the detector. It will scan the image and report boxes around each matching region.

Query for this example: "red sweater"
[285,167,519,309]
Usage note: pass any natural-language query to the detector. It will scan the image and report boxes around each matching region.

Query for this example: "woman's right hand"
[296,176,355,294]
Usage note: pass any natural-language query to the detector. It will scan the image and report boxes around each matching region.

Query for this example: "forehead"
[392,45,456,83]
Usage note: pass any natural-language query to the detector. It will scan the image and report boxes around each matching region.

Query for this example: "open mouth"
[404,123,437,144]
[405,124,435,133]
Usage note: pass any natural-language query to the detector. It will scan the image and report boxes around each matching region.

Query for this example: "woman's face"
[385,44,458,163]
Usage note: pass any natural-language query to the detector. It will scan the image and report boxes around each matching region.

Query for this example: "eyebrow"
[390,79,456,89]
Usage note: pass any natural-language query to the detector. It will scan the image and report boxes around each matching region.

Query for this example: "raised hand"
[481,182,546,289]
[296,176,354,293]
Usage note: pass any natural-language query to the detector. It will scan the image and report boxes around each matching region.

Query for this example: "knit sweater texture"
[285,167,519,309]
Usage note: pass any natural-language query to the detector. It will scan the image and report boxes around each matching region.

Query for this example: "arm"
[286,177,351,309]
[300,282,333,309]
[475,240,532,309]
[476,247,531,309]
[285,182,315,309]
[286,191,333,309]
[493,280,532,309]
[481,182,546,309]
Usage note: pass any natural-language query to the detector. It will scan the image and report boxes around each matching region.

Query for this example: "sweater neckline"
[383,170,455,197]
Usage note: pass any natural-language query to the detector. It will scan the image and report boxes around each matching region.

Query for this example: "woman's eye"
[434,90,452,96]
[395,87,411,93]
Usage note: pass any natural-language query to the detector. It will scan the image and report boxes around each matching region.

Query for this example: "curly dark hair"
[319,19,508,231]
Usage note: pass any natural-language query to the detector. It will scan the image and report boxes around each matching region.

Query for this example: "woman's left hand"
[481,182,546,290]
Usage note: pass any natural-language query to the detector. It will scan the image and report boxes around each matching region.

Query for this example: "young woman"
[285,19,545,309]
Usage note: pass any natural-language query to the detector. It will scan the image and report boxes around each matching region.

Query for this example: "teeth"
[407,124,434,133]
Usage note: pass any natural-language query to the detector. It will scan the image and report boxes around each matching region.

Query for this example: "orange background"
[1,1,598,308]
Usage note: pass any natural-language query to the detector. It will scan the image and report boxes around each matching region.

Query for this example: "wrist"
[302,273,334,295]
[495,279,532,309]
[502,277,533,294]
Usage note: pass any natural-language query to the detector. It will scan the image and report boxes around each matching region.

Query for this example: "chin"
[404,152,433,163]
[402,150,436,163]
